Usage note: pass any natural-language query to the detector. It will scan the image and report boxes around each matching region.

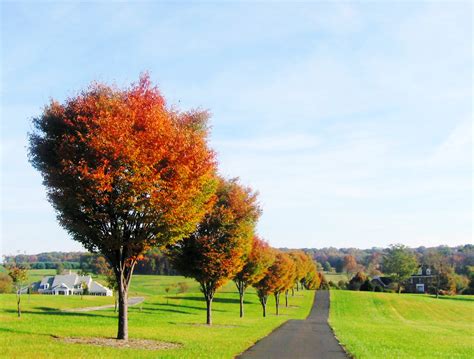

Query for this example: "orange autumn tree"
[254,251,295,316]
[299,252,315,290]
[233,236,274,317]
[28,75,217,340]
[303,261,322,289]
[252,249,277,317]
[283,254,298,307]
[344,254,358,275]
[289,250,310,293]
[273,252,296,314]
[168,178,260,325]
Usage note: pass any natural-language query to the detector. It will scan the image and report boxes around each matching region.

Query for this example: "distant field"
[0,271,315,358]
[329,290,474,358]
[324,272,349,283]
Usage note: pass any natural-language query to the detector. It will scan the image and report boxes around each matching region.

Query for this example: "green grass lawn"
[329,290,474,359]
[0,271,314,358]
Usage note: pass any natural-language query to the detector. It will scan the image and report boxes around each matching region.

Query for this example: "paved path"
[63,296,145,312]
[238,290,348,359]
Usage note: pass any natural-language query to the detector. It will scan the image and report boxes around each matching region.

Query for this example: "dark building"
[371,266,435,293]
[405,265,435,293]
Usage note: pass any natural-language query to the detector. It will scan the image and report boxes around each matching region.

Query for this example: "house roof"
[40,276,54,287]
[371,276,393,287]
[89,281,111,293]
[37,273,111,293]
[51,274,91,289]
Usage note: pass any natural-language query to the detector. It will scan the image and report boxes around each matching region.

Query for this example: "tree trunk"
[285,290,289,307]
[235,281,245,318]
[436,275,439,299]
[17,292,21,318]
[291,287,294,296]
[206,297,213,325]
[275,293,280,315]
[296,281,299,291]
[260,296,267,317]
[115,263,136,341]
[114,291,118,313]
[117,284,129,340]
[200,282,215,325]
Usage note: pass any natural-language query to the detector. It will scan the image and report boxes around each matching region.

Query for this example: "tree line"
[324,244,474,296]
[22,75,322,341]
[305,244,473,277]
[6,244,472,278]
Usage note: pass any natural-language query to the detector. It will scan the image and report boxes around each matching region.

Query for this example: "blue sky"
[1,1,472,256]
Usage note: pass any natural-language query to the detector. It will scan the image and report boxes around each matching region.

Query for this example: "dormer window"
[426,268,431,275]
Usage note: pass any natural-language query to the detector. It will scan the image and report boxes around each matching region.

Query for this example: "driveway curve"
[62,296,145,312]
[238,290,347,359]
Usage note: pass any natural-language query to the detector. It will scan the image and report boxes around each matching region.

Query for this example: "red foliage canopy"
[254,251,295,296]
[28,74,217,338]
[170,178,260,287]
[29,74,217,258]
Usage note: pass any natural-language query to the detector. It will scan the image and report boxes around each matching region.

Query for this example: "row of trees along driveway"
[28,75,321,340]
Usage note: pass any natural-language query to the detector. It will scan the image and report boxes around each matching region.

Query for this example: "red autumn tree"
[28,75,217,340]
[233,236,274,317]
[343,255,358,275]
[168,177,261,325]
[254,251,295,316]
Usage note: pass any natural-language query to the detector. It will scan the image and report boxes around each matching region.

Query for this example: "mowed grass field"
[0,271,314,358]
[329,290,474,358]
[323,272,349,283]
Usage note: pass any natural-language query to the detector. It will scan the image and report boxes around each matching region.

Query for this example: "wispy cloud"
[1,1,471,253]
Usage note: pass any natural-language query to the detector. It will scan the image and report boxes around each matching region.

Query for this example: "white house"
[35,273,112,296]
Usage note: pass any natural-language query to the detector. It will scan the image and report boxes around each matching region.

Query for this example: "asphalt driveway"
[238,290,348,359]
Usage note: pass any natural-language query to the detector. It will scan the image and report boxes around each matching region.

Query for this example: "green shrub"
[337,280,347,289]
[360,279,374,291]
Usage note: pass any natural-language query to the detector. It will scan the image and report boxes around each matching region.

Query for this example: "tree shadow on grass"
[431,295,474,302]
[135,307,196,315]
[3,308,115,319]
[151,302,226,313]
[0,326,55,337]
[167,321,243,328]
[166,296,251,305]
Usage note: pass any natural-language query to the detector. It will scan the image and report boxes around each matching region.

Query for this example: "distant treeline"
[3,248,177,275]
[291,244,474,276]
[4,244,473,277]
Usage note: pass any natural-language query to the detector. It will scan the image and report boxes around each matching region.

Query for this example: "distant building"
[405,265,435,293]
[32,273,112,296]
[371,265,435,294]
[370,276,393,291]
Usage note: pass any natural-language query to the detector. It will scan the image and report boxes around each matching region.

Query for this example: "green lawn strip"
[0,272,314,358]
[329,290,474,359]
